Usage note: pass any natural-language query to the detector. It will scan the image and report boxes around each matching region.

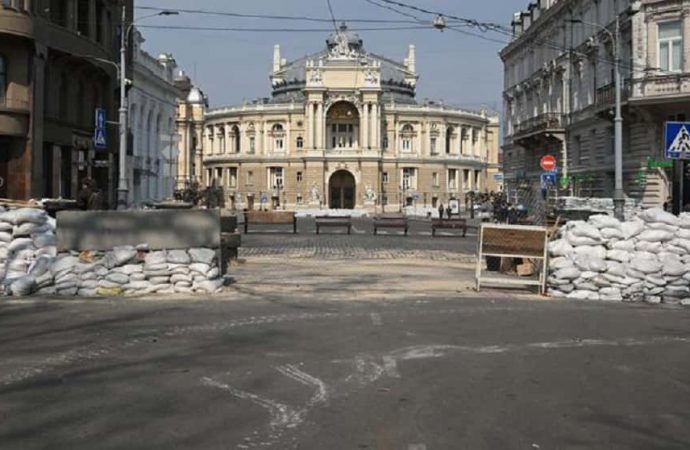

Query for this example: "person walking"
[438,203,444,219]
[77,178,104,210]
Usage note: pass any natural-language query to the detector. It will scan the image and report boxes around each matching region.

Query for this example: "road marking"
[276,364,328,406]
[409,445,427,450]
[352,226,366,234]
[382,355,400,378]
[370,313,383,326]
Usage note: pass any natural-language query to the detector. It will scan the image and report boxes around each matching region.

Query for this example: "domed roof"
[326,23,363,51]
[187,87,205,104]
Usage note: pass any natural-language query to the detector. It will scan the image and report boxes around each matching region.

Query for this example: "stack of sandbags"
[548,208,690,306]
[36,246,224,298]
[0,207,58,296]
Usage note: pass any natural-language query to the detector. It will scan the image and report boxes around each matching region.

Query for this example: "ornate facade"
[183,24,499,212]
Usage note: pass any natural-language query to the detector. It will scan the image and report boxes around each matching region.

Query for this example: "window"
[382,172,389,184]
[400,124,414,152]
[296,171,303,183]
[215,168,223,186]
[659,21,682,72]
[463,169,470,190]
[383,136,388,149]
[269,167,284,189]
[297,194,303,205]
[246,170,254,185]
[402,138,411,151]
[430,137,437,154]
[448,169,458,190]
[402,168,417,190]
[275,138,284,150]
[77,0,90,36]
[296,136,304,149]
[228,167,238,188]
[0,55,5,104]
[249,137,255,154]
[49,0,67,26]
[432,172,439,187]
[382,194,388,206]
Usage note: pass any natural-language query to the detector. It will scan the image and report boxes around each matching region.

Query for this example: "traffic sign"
[665,122,690,159]
[95,108,106,129]
[260,193,268,203]
[541,172,556,189]
[540,155,557,172]
[94,128,107,150]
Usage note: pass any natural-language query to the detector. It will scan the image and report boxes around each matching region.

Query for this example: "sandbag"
[635,241,663,253]
[189,248,216,265]
[0,232,12,243]
[630,258,661,274]
[569,223,602,240]
[9,275,36,296]
[28,256,54,278]
[639,208,678,226]
[549,257,573,270]
[105,272,129,285]
[13,208,47,225]
[553,267,581,280]
[637,229,674,243]
[588,215,621,230]
[8,238,34,253]
[51,256,79,275]
[600,228,624,240]
[194,279,223,293]
[573,245,607,260]
[145,251,168,266]
[548,239,573,257]
[621,220,645,239]
[167,250,191,264]
[574,256,607,273]
[33,233,57,249]
[567,290,600,300]
[606,250,630,263]
[606,261,627,278]
[662,260,686,277]
[610,240,635,252]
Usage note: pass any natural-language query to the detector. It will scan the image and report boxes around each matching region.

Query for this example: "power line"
[135,5,421,25]
[325,0,339,32]
[138,24,433,33]
[364,0,423,22]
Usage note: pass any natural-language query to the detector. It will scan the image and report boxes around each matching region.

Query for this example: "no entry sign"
[540,155,557,172]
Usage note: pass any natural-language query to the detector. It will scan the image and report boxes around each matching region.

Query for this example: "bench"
[431,218,467,237]
[374,214,408,236]
[243,211,297,234]
[315,216,352,234]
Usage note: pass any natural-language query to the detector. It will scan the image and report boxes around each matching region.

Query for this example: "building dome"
[326,23,364,53]
[187,86,205,104]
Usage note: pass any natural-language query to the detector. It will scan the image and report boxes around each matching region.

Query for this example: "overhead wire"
[138,25,433,33]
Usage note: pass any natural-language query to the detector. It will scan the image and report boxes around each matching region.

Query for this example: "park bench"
[315,216,352,234]
[373,214,408,236]
[431,218,467,237]
[243,210,297,234]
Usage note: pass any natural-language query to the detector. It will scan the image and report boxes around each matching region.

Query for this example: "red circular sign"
[540,155,557,172]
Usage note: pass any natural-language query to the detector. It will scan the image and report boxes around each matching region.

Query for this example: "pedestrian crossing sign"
[665,122,690,159]
[94,127,107,150]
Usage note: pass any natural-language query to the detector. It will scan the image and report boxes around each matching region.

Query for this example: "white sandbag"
[677,228,690,240]
[189,263,211,274]
[104,246,137,268]
[33,233,57,249]
[145,251,168,266]
[98,280,122,289]
[130,272,146,281]
[171,273,192,284]
[589,214,621,230]
[57,287,78,297]
[174,286,194,294]
[36,286,56,296]
[593,275,612,288]
[600,228,624,240]
[603,273,627,284]
[606,261,627,277]
[600,287,623,301]
[0,245,8,260]
[645,296,662,304]
[35,271,53,288]
[606,250,630,263]
[174,281,192,288]
[0,221,12,232]
[78,289,98,297]
[80,272,98,281]
[647,222,678,233]
[207,268,220,279]
[670,238,690,253]
[36,246,57,258]
[573,245,607,260]
[54,280,78,291]
[664,286,690,296]
[144,269,171,278]
[13,222,50,237]
[9,275,36,296]
[637,229,674,243]
[548,277,572,286]
[570,223,603,240]
[13,208,47,225]
[678,213,690,229]
[105,272,129,285]
[574,256,607,273]
[567,290,600,300]
[621,220,645,239]
[553,267,581,280]
[580,271,598,280]
[638,208,678,226]
[662,260,686,277]
[143,262,168,272]
[167,250,191,264]
[149,276,170,286]
[79,279,99,289]
[548,239,573,257]
[8,238,34,253]
[566,232,601,247]
[189,248,216,265]
[123,281,151,291]
[574,280,599,291]
[610,240,635,252]
[28,256,54,278]
[51,256,79,275]
[645,276,667,286]
[7,259,28,273]
[113,264,143,275]
[194,279,224,293]
[0,232,11,243]
[635,241,663,253]
[549,257,573,271]
[631,257,662,274]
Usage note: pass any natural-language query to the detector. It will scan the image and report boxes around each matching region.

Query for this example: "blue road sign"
[94,108,107,150]
[94,127,107,150]
[541,172,557,189]
[665,122,690,160]
[260,193,268,203]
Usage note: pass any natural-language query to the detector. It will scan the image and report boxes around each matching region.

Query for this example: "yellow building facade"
[188,25,499,212]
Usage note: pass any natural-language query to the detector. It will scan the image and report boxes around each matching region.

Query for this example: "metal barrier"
[475,223,549,294]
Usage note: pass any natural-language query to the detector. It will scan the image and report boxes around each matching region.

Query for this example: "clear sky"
[135,0,529,112]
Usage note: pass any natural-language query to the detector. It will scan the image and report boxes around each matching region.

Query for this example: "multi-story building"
[0,0,132,204]
[175,73,206,191]
[128,29,181,207]
[181,24,499,212]
[501,0,690,208]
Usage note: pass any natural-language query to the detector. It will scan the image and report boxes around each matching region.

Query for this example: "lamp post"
[569,17,624,220]
[117,7,178,210]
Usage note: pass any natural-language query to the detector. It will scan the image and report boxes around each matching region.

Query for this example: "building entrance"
[329,170,356,209]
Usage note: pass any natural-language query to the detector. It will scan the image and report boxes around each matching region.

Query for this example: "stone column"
[362,103,369,149]
[286,116,291,154]
[262,121,268,155]
[316,102,323,150]
[307,102,314,149]
[371,103,379,149]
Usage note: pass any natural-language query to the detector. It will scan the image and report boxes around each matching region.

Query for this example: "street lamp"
[117,7,179,210]
[568,17,624,220]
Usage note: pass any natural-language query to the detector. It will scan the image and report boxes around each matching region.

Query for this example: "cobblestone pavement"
[239,217,478,261]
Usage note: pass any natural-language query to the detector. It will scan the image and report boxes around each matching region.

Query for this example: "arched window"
[271,123,285,152]
[296,136,304,149]
[0,55,7,104]
[232,125,240,153]
[400,124,414,152]
[445,126,454,154]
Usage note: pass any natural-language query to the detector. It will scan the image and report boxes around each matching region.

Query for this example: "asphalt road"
[1,294,689,450]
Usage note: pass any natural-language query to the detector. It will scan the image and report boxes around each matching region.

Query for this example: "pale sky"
[136,0,529,112]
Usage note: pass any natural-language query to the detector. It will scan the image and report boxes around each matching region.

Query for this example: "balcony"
[512,113,566,143]
[595,81,631,110]
[631,73,690,103]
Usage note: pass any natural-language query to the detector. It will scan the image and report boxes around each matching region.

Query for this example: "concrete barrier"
[57,209,221,251]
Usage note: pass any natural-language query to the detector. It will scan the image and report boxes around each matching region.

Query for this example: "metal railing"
[513,112,565,137]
